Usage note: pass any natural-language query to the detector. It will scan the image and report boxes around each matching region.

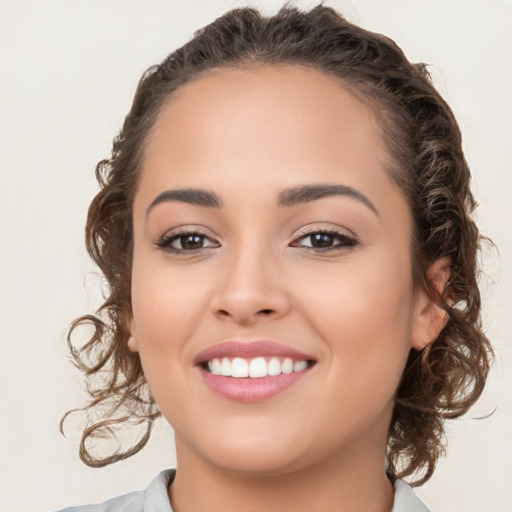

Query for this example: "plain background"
[0,1,511,511]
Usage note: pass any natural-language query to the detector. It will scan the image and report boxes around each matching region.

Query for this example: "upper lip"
[193,340,316,365]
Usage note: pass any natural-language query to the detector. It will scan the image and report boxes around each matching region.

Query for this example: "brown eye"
[292,229,357,252]
[174,234,205,250]
[156,231,219,253]
[308,233,336,248]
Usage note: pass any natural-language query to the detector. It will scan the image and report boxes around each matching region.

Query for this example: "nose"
[211,244,291,325]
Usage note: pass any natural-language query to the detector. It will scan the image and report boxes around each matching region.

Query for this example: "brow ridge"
[147,188,223,216]
[278,184,378,215]
[146,183,378,217]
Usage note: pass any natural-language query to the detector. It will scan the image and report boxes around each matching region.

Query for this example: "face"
[129,65,433,476]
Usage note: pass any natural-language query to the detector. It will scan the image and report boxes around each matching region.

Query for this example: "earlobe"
[127,315,139,352]
[127,335,139,352]
[411,258,451,351]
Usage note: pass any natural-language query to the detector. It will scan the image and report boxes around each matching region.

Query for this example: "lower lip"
[198,367,311,402]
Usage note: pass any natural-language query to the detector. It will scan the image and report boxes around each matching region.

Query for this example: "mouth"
[201,356,315,378]
[194,340,317,402]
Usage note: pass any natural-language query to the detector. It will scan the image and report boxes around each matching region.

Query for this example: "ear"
[127,315,139,353]
[411,257,451,351]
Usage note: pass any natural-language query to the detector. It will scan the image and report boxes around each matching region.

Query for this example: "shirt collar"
[144,470,430,512]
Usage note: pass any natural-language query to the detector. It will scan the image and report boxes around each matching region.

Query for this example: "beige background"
[0,1,510,511]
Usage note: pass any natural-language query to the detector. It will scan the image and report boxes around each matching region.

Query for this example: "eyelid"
[290,225,359,252]
[154,224,358,254]
[294,223,357,240]
[155,226,221,253]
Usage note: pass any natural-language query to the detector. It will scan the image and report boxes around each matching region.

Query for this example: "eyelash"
[155,228,219,254]
[291,228,358,252]
[155,228,358,255]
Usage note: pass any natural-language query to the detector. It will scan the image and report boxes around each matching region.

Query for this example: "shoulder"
[392,479,430,512]
[56,491,144,512]
[55,469,176,512]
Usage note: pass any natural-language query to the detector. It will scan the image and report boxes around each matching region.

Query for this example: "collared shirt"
[57,469,430,512]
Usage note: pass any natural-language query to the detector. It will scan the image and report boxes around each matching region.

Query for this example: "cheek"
[131,257,208,344]
[130,262,205,414]
[298,252,415,384]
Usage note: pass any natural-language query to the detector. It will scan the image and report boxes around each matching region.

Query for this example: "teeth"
[267,357,281,376]
[209,358,222,375]
[294,360,308,372]
[220,357,231,376]
[231,357,249,377]
[282,357,294,374]
[206,356,310,378]
[249,357,267,378]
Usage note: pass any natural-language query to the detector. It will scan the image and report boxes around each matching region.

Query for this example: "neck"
[169,437,394,512]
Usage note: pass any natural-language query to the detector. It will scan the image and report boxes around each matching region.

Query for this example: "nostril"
[214,307,277,323]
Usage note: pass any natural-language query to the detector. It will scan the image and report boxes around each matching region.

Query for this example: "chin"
[209,446,308,476]
[178,422,313,476]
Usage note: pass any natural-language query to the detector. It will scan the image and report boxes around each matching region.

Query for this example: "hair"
[62,3,492,485]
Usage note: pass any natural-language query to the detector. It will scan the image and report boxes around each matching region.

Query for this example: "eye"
[156,230,220,254]
[291,228,358,252]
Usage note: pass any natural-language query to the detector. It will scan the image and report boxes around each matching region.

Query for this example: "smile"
[194,340,317,402]
[205,356,310,378]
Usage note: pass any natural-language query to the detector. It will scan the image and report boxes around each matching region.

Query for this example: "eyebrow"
[146,183,378,217]
[278,184,378,215]
[147,188,223,216]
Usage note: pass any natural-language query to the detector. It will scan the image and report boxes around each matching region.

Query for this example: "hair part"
[63,3,492,484]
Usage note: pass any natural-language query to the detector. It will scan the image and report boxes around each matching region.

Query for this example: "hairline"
[131,60,421,279]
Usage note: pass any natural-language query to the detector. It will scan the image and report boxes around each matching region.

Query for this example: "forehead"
[142,64,391,184]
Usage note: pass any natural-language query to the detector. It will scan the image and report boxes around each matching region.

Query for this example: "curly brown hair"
[62,4,492,485]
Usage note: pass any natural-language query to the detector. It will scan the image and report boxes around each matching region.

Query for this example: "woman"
[59,4,491,511]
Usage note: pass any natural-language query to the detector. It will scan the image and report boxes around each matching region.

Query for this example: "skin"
[128,65,448,512]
